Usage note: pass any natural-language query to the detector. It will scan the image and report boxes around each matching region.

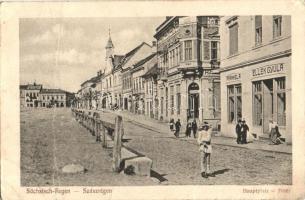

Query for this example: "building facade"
[19,82,71,108]
[154,16,221,129]
[131,52,157,115]
[219,16,291,143]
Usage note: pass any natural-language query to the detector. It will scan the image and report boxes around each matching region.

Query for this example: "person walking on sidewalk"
[169,118,175,132]
[185,121,192,137]
[174,119,181,138]
[197,122,213,178]
[235,119,242,144]
[241,119,249,144]
[192,120,198,138]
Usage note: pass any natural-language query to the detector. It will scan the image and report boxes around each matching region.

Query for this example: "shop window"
[229,23,238,56]
[276,78,286,126]
[253,81,263,126]
[273,16,282,39]
[255,15,262,45]
[184,40,192,61]
[228,84,242,123]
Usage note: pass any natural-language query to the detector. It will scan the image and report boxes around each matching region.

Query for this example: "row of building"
[75,16,291,144]
[20,83,74,108]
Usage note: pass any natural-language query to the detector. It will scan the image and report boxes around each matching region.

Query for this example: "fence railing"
[71,108,123,172]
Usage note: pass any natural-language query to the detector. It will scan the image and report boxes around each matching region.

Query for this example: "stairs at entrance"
[258,134,270,142]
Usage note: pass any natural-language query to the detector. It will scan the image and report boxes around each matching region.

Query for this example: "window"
[176,84,181,115]
[184,40,192,60]
[170,85,174,115]
[253,81,262,126]
[273,16,282,38]
[229,23,238,55]
[255,16,262,45]
[276,78,286,126]
[211,41,218,60]
[228,84,242,123]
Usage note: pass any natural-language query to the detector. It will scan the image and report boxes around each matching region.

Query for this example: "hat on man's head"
[238,119,242,123]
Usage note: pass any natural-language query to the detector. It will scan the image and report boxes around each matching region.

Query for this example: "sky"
[20,17,164,93]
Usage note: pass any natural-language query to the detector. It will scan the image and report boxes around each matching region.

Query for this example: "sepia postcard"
[1,1,305,200]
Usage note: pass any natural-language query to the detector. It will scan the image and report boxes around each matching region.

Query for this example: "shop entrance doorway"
[263,79,274,134]
[188,83,199,119]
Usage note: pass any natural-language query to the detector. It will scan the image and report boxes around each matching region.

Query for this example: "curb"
[103,109,292,155]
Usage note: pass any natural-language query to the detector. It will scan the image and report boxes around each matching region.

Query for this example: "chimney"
[152,41,157,53]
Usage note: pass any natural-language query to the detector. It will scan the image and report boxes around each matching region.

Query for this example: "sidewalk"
[106,109,292,154]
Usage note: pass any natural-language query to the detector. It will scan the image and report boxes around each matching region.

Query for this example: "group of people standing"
[235,119,249,144]
[169,118,198,138]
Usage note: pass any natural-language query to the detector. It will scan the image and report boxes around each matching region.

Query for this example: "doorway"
[263,79,274,134]
[188,83,200,119]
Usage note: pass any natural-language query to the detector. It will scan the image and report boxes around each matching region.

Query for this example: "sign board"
[226,73,241,82]
[252,63,284,77]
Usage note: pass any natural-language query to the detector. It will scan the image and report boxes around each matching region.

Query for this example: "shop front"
[220,56,291,144]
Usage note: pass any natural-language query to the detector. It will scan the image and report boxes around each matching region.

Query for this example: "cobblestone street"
[21,108,292,186]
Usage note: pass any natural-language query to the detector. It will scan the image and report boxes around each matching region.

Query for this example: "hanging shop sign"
[252,63,284,77]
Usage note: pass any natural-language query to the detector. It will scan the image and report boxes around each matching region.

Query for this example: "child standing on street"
[197,122,213,178]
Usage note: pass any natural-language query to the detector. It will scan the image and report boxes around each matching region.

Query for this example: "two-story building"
[219,16,291,144]
[154,16,221,129]
[40,89,67,107]
[20,83,42,107]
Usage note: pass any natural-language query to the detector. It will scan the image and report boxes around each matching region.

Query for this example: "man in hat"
[235,119,242,144]
[241,119,249,144]
[197,122,213,178]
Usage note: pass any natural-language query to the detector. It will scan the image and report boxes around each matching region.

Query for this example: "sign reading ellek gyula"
[252,63,284,77]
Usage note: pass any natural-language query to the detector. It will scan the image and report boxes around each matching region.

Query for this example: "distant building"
[20,83,42,107]
[40,89,67,107]
[219,16,291,143]
[19,82,71,108]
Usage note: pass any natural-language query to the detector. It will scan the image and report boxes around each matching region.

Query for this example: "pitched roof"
[118,42,151,67]
[26,84,42,90]
[142,63,158,78]
[133,53,156,69]
[41,88,66,94]
[112,55,124,68]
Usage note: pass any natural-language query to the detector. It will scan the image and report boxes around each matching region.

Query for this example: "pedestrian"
[235,119,242,144]
[169,118,175,132]
[185,121,192,137]
[197,122,213,178]
[241,119,249,144]
[174,119,181,138]
[192,120,198,138]
[269,119,282,145]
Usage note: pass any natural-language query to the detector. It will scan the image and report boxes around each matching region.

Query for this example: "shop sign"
[226,73,241,82]
[252,63,284,77]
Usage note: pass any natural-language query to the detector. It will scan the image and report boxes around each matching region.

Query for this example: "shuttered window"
[229,23,238,56]
[255,16,262,45]
[203,41,210,60]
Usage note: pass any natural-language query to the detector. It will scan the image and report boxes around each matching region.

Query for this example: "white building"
[219,16,291,144]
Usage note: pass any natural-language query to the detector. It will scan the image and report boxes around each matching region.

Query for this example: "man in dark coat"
[192,120,198,138]
[235,119,242,144]
[174,119,181,138]
[241,119,249,144]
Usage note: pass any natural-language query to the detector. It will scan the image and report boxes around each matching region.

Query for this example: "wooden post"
[112,115,123,172]
[101,125,107,148]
